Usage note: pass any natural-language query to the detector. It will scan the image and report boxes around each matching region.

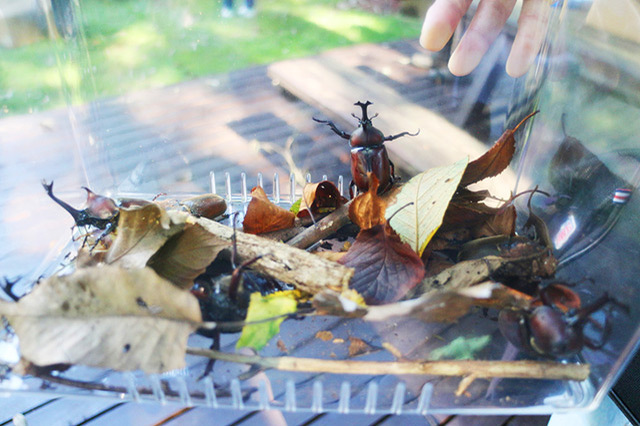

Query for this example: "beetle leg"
[198,329,221,380]
[583,314,612,350]
[313,118,351,140]
[384,129,420,141]
[90,220,117,252]
[348,180,358,198]
[389,159,397,183]
[228,256,264,302]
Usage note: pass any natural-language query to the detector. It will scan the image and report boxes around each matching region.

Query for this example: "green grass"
[0,0,422,116]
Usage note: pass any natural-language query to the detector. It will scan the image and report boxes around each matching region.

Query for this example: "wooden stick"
[186,347,590,381]
[194,216,353,294]
[287,202,352,249]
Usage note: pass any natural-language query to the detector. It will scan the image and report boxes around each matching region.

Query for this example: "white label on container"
[554,214,577,250]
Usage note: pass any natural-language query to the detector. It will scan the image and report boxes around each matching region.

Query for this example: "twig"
[26,365,255,400]
[287,202,352,249]
[194,216,353,294]
[185,347,590,381]
[455,373,479,396]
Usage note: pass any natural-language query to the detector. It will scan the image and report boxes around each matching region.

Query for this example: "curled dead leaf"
[298,181,347,219]
[147,221,230,289]
[348,174,386,230]
[460,111,538,187]
[243,186,296,234]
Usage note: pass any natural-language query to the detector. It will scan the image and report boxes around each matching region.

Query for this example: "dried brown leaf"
[147,221,230,289]
[298,180,347,219]
[472,204,516,239]
[338,224,425,305]
[348,174,386,230]
[316,330,334,341]
[348,337,372,357]
[460,111,538,187]
[0,266,202,374]
[243,186,296,234]
[105,203,180,268]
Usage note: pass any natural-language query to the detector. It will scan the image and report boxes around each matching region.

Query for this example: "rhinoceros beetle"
[43,181,120,236]
[314,101,418,195]
[498,290,626,359]
[43,180,227,237]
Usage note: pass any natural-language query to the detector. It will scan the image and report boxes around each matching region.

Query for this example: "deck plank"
[20,398,121,426]
[81,402,189,426]
[0,394,57,424]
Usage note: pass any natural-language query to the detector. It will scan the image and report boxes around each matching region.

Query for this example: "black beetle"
[191,218,295,378]
[43,180,227,236]
[498,291,625,359]
[314,101,418,195]
[42,180,120,234]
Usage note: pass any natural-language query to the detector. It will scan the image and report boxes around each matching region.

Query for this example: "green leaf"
[236,291,299,351]
[385,158,468,256]
[290,198,302,215]
[428,335,491,360]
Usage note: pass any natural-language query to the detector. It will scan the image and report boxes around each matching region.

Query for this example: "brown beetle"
[498,291,626,359]
[314,101,418,195]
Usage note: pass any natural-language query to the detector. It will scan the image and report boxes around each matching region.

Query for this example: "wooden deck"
[0,39,552,425]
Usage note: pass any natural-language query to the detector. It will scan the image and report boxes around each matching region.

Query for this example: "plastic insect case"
[0,0,639,417]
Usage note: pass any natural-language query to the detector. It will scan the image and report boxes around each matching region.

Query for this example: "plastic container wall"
[1,0,640,416]
[508,0,640,410]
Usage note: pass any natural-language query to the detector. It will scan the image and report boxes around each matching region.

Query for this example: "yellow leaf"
[385,158,468,255]
[236,291,299,351]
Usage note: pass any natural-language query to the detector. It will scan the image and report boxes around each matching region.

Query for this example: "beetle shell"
[529,306,583,357]
[499,305,583,358]
[350,145,392,193]
[350,125,385,148]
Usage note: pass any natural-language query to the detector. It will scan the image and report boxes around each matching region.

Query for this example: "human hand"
[419,0,551,77]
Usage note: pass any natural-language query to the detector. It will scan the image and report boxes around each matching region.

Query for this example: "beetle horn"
[42,180,85,224]
[354,101,373,121]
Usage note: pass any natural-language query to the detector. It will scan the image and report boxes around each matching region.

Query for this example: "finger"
[420,0,474,52]
[506,0,551,77]
[448,0,517,76]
